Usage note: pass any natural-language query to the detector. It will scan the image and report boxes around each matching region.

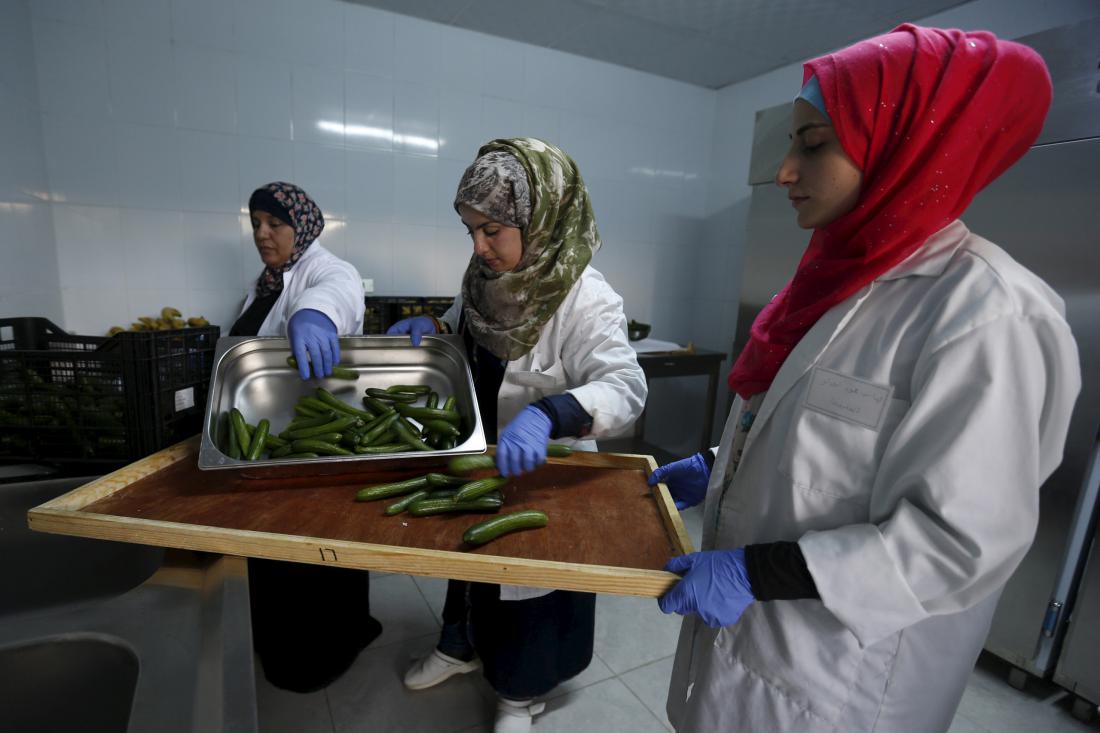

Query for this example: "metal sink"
[2,475,257,732]
[0,634,139,733]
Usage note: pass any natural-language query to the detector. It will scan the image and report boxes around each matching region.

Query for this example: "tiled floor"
[256,506,1100,733]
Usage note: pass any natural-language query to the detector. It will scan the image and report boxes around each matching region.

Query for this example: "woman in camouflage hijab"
[455,137,601,361]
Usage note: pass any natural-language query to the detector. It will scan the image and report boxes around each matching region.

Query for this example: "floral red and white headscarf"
[249,181,325,298]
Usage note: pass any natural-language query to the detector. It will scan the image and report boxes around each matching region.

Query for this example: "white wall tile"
[103,0,170,41]
[233,0,292,60]
[236,56,292,140]
[115,122,180,209]
[291,64,344,145]
[174,45,237,133]
[176,130,239,213]
[107,35,175,126]
[345,3,394,76]
[435,24,483,95]
[125,287,193,325]
[0,96,49,203]
[345,148,393,221]
[434,229,470,297]
[315,217,346,259]
[171,0,235,50]
[31,0,103,28]
[40,113,119,206]
[476,36,526,100]
[290,0,344,70]
[52,205,125,290]
[32,19,110,118]
[393,83,438,156]
[61,287,129,335]
[393,153,436,226]
[345,72,394,151]
[390,223,435,294]
[0,202,57,291]
[118,208,186,289]
[344,219,392,296]
[188,288,246,333]
[1,0,41,105]
[438,90,482,161]
[239,137,295,201]
[182,211,245,291]
[292,142,345,219]
[435,157,467,227]
[480,96,526,143]
[393,15,440,84]
[521,105,561,148]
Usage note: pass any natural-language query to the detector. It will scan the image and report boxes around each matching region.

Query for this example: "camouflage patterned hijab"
[455,138,600,360]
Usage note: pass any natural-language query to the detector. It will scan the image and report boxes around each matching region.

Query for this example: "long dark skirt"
[249,558,382,692]
[442,579,596,699]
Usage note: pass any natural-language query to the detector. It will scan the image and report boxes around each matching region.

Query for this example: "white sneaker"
[494,698,546,733]
[403,649,480,690]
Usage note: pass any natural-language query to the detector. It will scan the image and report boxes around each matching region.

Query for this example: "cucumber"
[290,439,353,456]
[270,443,295,458]
[547,444,573,458]
[356,475,431,501]
[360,413,398,445]
[226,414,241,459]
[385,384,431,395]
[315,388,375,420]
[396,405,461,424]
[230,408,251,456]
[279,452,320,459]
[246,419,270,460]
[287,356,358,380]
[286,410,338,431]
[463,510,549,546]
[263,434,288,450]
[394,417,433,451]
[407,495,503,516]
[366,388,418,403]
[362,395,392,414]
[448,454,496,473]
[441,396,457,412]
[354,443,412,454]
[455,475,509,502]
[421,419,460,438]
[384,489,431,515]
[426,473,468,487]
[287,415,359,439]
[425,392,438,409]
[294,403,324,418]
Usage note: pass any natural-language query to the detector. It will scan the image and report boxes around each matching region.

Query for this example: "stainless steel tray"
[198,335,486,471]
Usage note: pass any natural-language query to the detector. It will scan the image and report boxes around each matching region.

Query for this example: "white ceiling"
[348,0,970,88]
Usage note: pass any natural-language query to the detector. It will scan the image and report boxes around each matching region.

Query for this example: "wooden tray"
[28,437,693,597]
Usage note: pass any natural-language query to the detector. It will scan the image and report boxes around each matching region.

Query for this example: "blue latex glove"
[386,316,437,346]
[648,453,710,510]
[287,308,339,380]
[659,549,755,628]
[497,405,553,477]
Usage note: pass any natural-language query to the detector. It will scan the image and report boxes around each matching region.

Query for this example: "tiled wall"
[0,0,62,325]
[21,0,715,340]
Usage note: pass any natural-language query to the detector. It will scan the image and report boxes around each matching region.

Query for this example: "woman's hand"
[658,549,755,628]
[496,405,553,477]
[386,316,438,346]
[287,309,339,379]
[648,453,711,510]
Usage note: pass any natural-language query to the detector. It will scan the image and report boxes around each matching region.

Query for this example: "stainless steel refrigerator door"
[952,137,1100,676]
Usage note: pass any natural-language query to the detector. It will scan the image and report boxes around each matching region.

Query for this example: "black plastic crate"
[0,317,219,466]
[362,296,454,334]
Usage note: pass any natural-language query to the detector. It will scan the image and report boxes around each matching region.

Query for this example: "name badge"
[804,367,894,430]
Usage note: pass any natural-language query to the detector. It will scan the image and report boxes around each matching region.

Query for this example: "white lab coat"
[238,245,365,336]
[442,265,649,600]
[666,221,1081,732]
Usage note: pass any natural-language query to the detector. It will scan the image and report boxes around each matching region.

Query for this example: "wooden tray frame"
[28,436,694,598]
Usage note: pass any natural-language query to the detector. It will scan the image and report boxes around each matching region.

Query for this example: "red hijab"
[727,24,1052,399]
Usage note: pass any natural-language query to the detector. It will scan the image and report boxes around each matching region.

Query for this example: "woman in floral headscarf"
[233,182,379,693]
[388,139,648,733]
[651,25,1080,732]
[232,181,364,380]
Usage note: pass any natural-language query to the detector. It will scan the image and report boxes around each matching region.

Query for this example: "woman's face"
[458,204,524,272]
[251,210,296,268]
[775,99,863,229]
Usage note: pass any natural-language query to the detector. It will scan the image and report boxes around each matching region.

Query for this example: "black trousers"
[249,559,382,692]
[441,579,596,699]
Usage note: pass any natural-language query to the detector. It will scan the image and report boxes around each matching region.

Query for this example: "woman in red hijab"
[652,25,1081,732]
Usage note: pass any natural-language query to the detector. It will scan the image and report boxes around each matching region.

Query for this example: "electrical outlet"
[362,278,374,293]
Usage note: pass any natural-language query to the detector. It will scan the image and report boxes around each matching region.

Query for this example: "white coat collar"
[876,219,968,281]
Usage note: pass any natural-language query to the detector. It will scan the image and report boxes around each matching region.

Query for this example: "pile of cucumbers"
[354,448,570,546]
[221,359,468,461]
